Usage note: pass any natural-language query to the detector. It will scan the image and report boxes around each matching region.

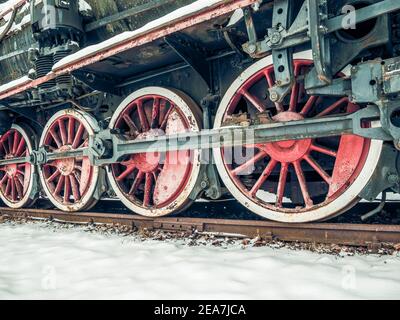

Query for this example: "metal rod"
[326,0,400,33]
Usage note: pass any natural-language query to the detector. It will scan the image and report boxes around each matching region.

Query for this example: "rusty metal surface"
[1,207,399,247]
[0,0,258,100]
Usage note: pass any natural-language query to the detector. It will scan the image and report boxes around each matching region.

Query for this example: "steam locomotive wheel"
[213,51,383,223]
[38,110,100,212]
[107,87,202,217]
[0,124,36,208]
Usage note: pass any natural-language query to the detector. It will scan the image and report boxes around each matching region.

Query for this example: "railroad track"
[1,207,399,249]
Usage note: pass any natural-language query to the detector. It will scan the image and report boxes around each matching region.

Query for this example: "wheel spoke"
[50,129,62,149]
[63,177,71,203]
[310,144,337,158]
[117,165,136,182]
[7,134,13,155]
[293,161,313,207]
[276,163,289,207]
[300,96,318,116]
[12,131,20,155]
[69,175,81,201]
[289,63,302,112]
[47,170,61,183]
[58,119,68,145]
[68,117,75,145]
[5,178,11,196]
[151,98,160,129]
[0,174,8,186]
[1,141,9,155]
[11,178,16,201]
[54,176,65,195]
[16,138,26,157]
[250,159,278,197]
[264,69,274,87]
[16,174,24,188]
[160,104,175,130]
[240,89,266,112]
[304,155,331,184]
[14,177,23,199]
[137,100,150,132]
[122,113,139,136]
[316,97,348,118]
[129,171,144,195]
[143,173,153,207]
[232,152,268,176]
[72,124,85,149]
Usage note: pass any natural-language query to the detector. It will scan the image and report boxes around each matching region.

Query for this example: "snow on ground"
[0,222,399,300]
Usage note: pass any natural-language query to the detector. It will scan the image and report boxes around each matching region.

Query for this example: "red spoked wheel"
[0,124,36,208]
[38,109,100,212]
[213,51,383,223]
[107,87,202,217]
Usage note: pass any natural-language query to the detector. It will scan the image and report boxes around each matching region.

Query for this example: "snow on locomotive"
[0,0,399,223]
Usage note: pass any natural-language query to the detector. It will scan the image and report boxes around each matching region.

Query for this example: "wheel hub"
[5,164,17,178]
[258,112,312,163]
[131,129,164,173]
[56,146,75,176]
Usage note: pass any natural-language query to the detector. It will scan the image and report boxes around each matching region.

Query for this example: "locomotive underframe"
[1,0,400,219]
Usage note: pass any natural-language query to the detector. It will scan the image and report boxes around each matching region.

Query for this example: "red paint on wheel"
[41,115,94,205]
[112,95,194,209]
[221,60,371,213]
[0,128,32,205]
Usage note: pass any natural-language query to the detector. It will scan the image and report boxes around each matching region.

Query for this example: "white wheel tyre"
[0,124,37,208]
[213,51,383,223]
[38,109,100,212]
[107,87,202,217]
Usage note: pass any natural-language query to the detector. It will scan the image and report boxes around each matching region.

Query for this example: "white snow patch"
[0,222,399,300]
[78,0,92,15]
[0,0,24,13]
[52,0,226,70]
[0,1,30,37]
[227,9,244,27]
[0,75,31,94]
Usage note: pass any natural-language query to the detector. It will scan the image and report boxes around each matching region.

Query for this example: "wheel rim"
[38,110,100,212]
[213,51,383,223]
[107,87,202,217]
[0,124,36,208]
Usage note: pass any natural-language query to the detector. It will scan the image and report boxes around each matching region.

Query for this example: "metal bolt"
[248,44,257,54]
[200,181,209,190]
[270,32,281,45]
[388,174,400,185]
[269,91,279,102]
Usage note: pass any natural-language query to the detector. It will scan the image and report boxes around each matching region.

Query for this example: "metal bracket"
[359,144,399,201]
[164,33,212,89]
[72,69,122,95]
[307,0,331,84]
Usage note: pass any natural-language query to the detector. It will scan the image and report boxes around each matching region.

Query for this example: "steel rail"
[1,207,399,248]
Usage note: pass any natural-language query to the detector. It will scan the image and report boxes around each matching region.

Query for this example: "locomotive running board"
[0,0,260,101]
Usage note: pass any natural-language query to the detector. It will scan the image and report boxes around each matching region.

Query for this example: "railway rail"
[1,206,399,249]
[2,0,400,228]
